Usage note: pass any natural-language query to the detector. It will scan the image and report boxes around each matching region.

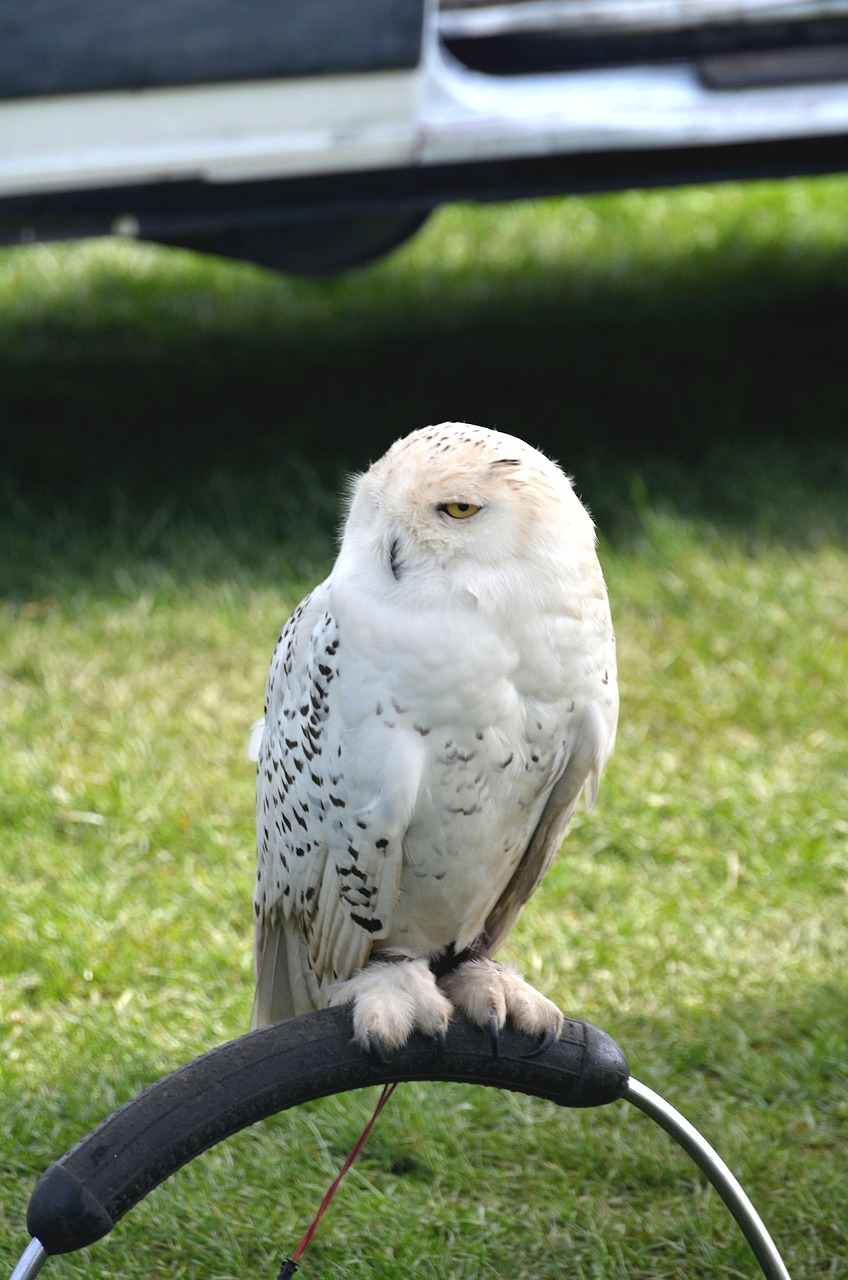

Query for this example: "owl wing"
[483,697,618,956]
[252,582,423,1029]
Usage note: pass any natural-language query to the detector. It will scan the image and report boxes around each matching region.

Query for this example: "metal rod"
[8,1240,47,1280]
[625,1077,790,1280]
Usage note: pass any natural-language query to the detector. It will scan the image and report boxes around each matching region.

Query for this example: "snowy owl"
[251,422,618,1056]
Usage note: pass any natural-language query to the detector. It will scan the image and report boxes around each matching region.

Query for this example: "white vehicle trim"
[438,0,848,40]
[418,30,848,163]
[0,71,419,198]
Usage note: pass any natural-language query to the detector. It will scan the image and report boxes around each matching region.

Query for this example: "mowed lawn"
[1,177,847,1280]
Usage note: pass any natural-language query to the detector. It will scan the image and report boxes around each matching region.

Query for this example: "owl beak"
[388,536,403,582]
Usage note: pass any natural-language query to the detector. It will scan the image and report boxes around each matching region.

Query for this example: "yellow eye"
[440,502,481,520]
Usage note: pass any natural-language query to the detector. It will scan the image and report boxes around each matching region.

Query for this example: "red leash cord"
[277,1082,399,1277]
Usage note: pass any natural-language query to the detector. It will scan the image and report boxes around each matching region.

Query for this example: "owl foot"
[439,959,563,1058]
[329,957,453,1056]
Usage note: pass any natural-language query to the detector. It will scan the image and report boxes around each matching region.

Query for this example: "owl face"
[343,423,595,591]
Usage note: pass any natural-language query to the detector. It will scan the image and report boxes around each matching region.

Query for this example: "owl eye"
[439,502,481,520]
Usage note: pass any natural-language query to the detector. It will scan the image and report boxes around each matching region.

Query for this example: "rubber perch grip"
[27,1005,629,1256]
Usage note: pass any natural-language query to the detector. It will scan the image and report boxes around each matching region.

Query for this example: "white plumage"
[251,422,618,1052]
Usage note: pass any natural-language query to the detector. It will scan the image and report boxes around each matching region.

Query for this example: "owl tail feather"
[252,924,324,1029]
[251,926,296,1029]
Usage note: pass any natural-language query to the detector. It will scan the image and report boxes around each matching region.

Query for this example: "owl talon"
[521,1018,561,1059]
[440,957,565,1056]
[367,1030,389,1064]
[488,1007,501,1059]
[331,957,454,1054]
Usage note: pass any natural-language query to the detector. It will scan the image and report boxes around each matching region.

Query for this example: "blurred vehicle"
[2,0,848,274]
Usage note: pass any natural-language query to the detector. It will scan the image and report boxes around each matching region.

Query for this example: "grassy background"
[1,176,847,1279]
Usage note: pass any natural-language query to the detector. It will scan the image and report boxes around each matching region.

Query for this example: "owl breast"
[366,602,594,956]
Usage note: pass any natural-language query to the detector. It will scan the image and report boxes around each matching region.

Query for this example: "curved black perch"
[27,1006,629,1257]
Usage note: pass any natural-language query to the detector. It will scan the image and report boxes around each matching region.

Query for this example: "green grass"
[2,176,847,1279]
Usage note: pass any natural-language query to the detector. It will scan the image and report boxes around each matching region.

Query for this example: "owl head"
[338,422,598,604]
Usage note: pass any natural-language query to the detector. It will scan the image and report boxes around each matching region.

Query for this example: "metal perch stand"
[8,1008,790,1280]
